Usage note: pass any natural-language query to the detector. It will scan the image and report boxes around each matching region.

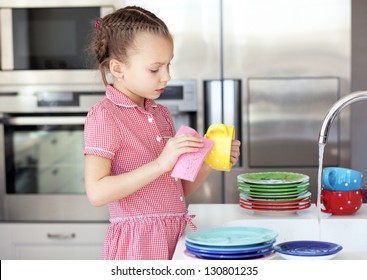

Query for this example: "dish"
[276,252,340,260]
[240,191,312,202]
[237,172,311,214]
[238,172,309,185]
[240,202,311,210]
[185,239,275,254]
[240,197,311,206]
[185,248,275,260]
[239,189,309,198]
[274,240,343,258]
[186,226,278,247]
[238,185,309,193]
[184,250,276,260]
[237,181,310,189]
[240,204,311,213]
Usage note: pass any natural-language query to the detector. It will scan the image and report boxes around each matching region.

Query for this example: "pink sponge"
[171,126,214,182]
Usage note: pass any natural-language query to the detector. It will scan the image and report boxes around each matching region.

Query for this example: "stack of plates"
[237,172,311,213]
[185,226,277,260]
[274,240,343,260]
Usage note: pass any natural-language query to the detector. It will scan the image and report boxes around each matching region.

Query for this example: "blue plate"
[186,226,278,246]
[274,240,343,256]
[186,247,275,260]
[185,239,276,254]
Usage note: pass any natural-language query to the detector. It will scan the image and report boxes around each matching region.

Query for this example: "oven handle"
[4,116,86,126]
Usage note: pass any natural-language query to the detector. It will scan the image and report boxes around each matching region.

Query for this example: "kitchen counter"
[173,203,367,260]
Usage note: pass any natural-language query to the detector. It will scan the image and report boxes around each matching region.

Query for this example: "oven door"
[0,1,114,71]
[0,114,109,221]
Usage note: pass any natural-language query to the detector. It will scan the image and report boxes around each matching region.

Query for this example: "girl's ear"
[109,59,125,80]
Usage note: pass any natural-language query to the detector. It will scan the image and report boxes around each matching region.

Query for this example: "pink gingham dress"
[84,85,195,260]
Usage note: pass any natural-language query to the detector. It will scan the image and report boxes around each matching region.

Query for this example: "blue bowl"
[322,167,363,191]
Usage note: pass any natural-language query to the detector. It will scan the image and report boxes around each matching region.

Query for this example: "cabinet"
[0,223,108,260]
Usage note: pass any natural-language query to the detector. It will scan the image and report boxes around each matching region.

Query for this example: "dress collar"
[106,84,157,109]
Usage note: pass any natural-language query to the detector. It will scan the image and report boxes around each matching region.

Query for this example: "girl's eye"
[150,69,159,73]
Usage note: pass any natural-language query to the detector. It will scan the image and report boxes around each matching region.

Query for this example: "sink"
[224,217,367,259]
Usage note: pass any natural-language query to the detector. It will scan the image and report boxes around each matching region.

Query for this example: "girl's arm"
[85,155,165,207]
[84,133,204,207]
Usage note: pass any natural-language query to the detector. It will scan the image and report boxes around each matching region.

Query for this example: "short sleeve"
[84,105,121,160]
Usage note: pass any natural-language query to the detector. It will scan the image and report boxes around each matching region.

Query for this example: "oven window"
[12,7,99,70]
[5,124,85,194]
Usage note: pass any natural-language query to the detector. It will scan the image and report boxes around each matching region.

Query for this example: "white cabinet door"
[0,223,108,260]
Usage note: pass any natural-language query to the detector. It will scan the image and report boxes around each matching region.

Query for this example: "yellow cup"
[204,123,235,171]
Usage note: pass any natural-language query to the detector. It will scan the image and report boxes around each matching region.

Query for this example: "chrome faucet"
[319,91,367,144]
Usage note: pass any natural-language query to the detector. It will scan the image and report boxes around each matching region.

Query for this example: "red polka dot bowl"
[321,189,363,215]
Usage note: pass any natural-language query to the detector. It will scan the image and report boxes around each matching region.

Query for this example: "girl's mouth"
[156,88,166,93]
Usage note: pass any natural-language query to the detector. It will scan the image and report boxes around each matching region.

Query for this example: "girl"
[84,6,241,260]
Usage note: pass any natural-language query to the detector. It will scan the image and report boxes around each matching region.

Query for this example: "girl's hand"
[155,134,204,172]
[230,139,241,166]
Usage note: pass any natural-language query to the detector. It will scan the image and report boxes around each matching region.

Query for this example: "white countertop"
[173,203,367,260]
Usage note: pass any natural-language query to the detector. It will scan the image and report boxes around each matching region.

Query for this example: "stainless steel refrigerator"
[123,0,351,203]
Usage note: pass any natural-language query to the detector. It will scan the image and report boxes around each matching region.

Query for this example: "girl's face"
[113,32,173,108]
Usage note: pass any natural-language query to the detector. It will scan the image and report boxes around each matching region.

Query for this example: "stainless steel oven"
[0,83,110,221]
[0,80,198,221]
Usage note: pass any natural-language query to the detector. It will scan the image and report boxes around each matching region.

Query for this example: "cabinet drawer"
[15,244,103,260]
[0,223,108,260]
[12,223,108,243]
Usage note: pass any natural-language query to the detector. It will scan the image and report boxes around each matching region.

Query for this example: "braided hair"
[91,6,172,86]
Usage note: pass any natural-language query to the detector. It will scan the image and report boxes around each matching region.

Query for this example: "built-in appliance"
[0,80,197,221]
[127,0,351,204]
[156,80,197,129]
[0,0,115,85]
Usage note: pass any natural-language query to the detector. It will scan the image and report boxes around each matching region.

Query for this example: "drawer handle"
[47,233,76,240]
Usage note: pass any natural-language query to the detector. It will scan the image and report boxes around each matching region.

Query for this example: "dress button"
[148,117,153,123]
[180,196,184,201]
[156,136,161,142]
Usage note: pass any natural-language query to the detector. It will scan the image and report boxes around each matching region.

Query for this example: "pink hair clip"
[94,18,102,30]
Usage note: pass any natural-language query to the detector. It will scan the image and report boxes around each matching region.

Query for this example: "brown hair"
[90,6,172,86]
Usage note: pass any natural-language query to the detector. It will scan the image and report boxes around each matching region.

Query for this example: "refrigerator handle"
[204,80,223,129]
[223,79,241,137]
[204,79,242,167]
[223,79,242,167]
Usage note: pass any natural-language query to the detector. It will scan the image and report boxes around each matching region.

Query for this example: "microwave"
[0,0,116,85]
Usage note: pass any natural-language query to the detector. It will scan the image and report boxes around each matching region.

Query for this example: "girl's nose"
[161,70,171,83]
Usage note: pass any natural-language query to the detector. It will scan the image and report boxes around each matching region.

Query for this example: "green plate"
[186,226,278,247]
[240,190,309,198]
[240,191,312,202]
[238,186,309,194]
[238,185,309,195]
[237,181,309,189]
[238,172,309,185]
